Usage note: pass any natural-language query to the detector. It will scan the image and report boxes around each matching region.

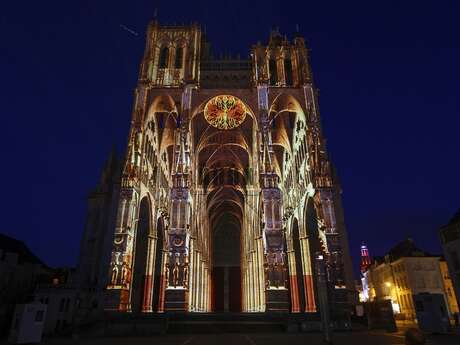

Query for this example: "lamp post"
[315,251,333,345]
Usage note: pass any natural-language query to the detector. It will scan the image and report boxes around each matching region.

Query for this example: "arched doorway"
[212,212,241,312]
[292,218,306,312]
[152,218,164,311]
[131,197,151,313]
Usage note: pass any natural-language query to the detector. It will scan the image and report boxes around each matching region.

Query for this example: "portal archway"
[212,212,242,312]
[131,197,151,313]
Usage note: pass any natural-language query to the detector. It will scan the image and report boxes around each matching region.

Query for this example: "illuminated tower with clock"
[95,21,354,317]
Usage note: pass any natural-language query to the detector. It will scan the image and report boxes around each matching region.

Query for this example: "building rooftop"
[387,238,431,261]
[372,238,436,266]
[440,209,460,244]
[446,208,460,226]
[0,233,45,266]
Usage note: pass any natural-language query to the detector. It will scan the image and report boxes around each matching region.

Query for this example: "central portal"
[212,213,241,312]
[194,94,254,313]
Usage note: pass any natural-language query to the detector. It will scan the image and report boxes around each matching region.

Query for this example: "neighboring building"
[439,209,460,309]
[364,239,458,321]
[33,268,77,335]
[361,271,371,302]
[355,279,365,303]
[439,259,459,316]
[78,20,355,319]
[0,234,52,335]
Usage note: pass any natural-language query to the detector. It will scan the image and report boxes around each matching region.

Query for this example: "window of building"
[175,47,183,69]
[35,310,44,322]
[433,275,440,288]
[284,58,293,86]
[13,316,20,330]
[159,47,169,69]
[288,112,296,129]
[269,59,277,85]
[59,298,65,312]
[415,300,424,312]
[440,305,446,316]
[418,276,426,288]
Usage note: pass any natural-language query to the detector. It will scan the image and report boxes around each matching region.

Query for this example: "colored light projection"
[204,95,247,130]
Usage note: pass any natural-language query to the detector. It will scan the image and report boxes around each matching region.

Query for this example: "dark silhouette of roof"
[373,255,385,265]
[387,238,432,262]
[371,239,436,267]
[447,208,460,226]
[0,233,45,266]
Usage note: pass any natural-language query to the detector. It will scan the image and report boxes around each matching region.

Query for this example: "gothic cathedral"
[86,21,354,315]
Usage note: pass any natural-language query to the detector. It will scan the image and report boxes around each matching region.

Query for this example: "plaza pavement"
[7,329,457,345]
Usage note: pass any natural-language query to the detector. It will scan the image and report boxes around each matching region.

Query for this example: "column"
[141,233,156,312]
[301,237,316,312]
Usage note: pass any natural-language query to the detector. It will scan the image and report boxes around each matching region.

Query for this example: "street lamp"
[315,252,333,345]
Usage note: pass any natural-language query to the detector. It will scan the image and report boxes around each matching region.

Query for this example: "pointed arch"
[291,217,306,313]
[131,196,152,313]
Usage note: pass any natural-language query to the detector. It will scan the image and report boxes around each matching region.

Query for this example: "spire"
[270,26,281,37]
[269,26,283,45]
[102,145,118,174]
[360,242,372,274]
[108,144,117,164]
[295,24,302,38]
[172,110,189,187]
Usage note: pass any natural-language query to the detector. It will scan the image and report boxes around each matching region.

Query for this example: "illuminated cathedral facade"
[87,21,354,315]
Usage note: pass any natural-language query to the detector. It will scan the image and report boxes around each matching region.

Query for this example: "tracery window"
[269,59,277,85]
[175,47,183,69]
[159,47,169,68]
[204,95,247,130]
[284,58,293,86]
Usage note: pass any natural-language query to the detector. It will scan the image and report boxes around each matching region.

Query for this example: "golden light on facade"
[204,95,247,130]
[98,22,355,315]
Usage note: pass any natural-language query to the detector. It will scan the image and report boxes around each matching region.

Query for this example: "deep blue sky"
[1,1,459,274]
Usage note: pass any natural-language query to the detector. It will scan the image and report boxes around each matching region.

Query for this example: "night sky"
[2,1,460,275]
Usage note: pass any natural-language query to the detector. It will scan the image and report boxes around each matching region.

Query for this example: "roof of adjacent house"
[371,238,438,266]
[447,208,460,226]
[0,233,45,266]
[387,238,432,260]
